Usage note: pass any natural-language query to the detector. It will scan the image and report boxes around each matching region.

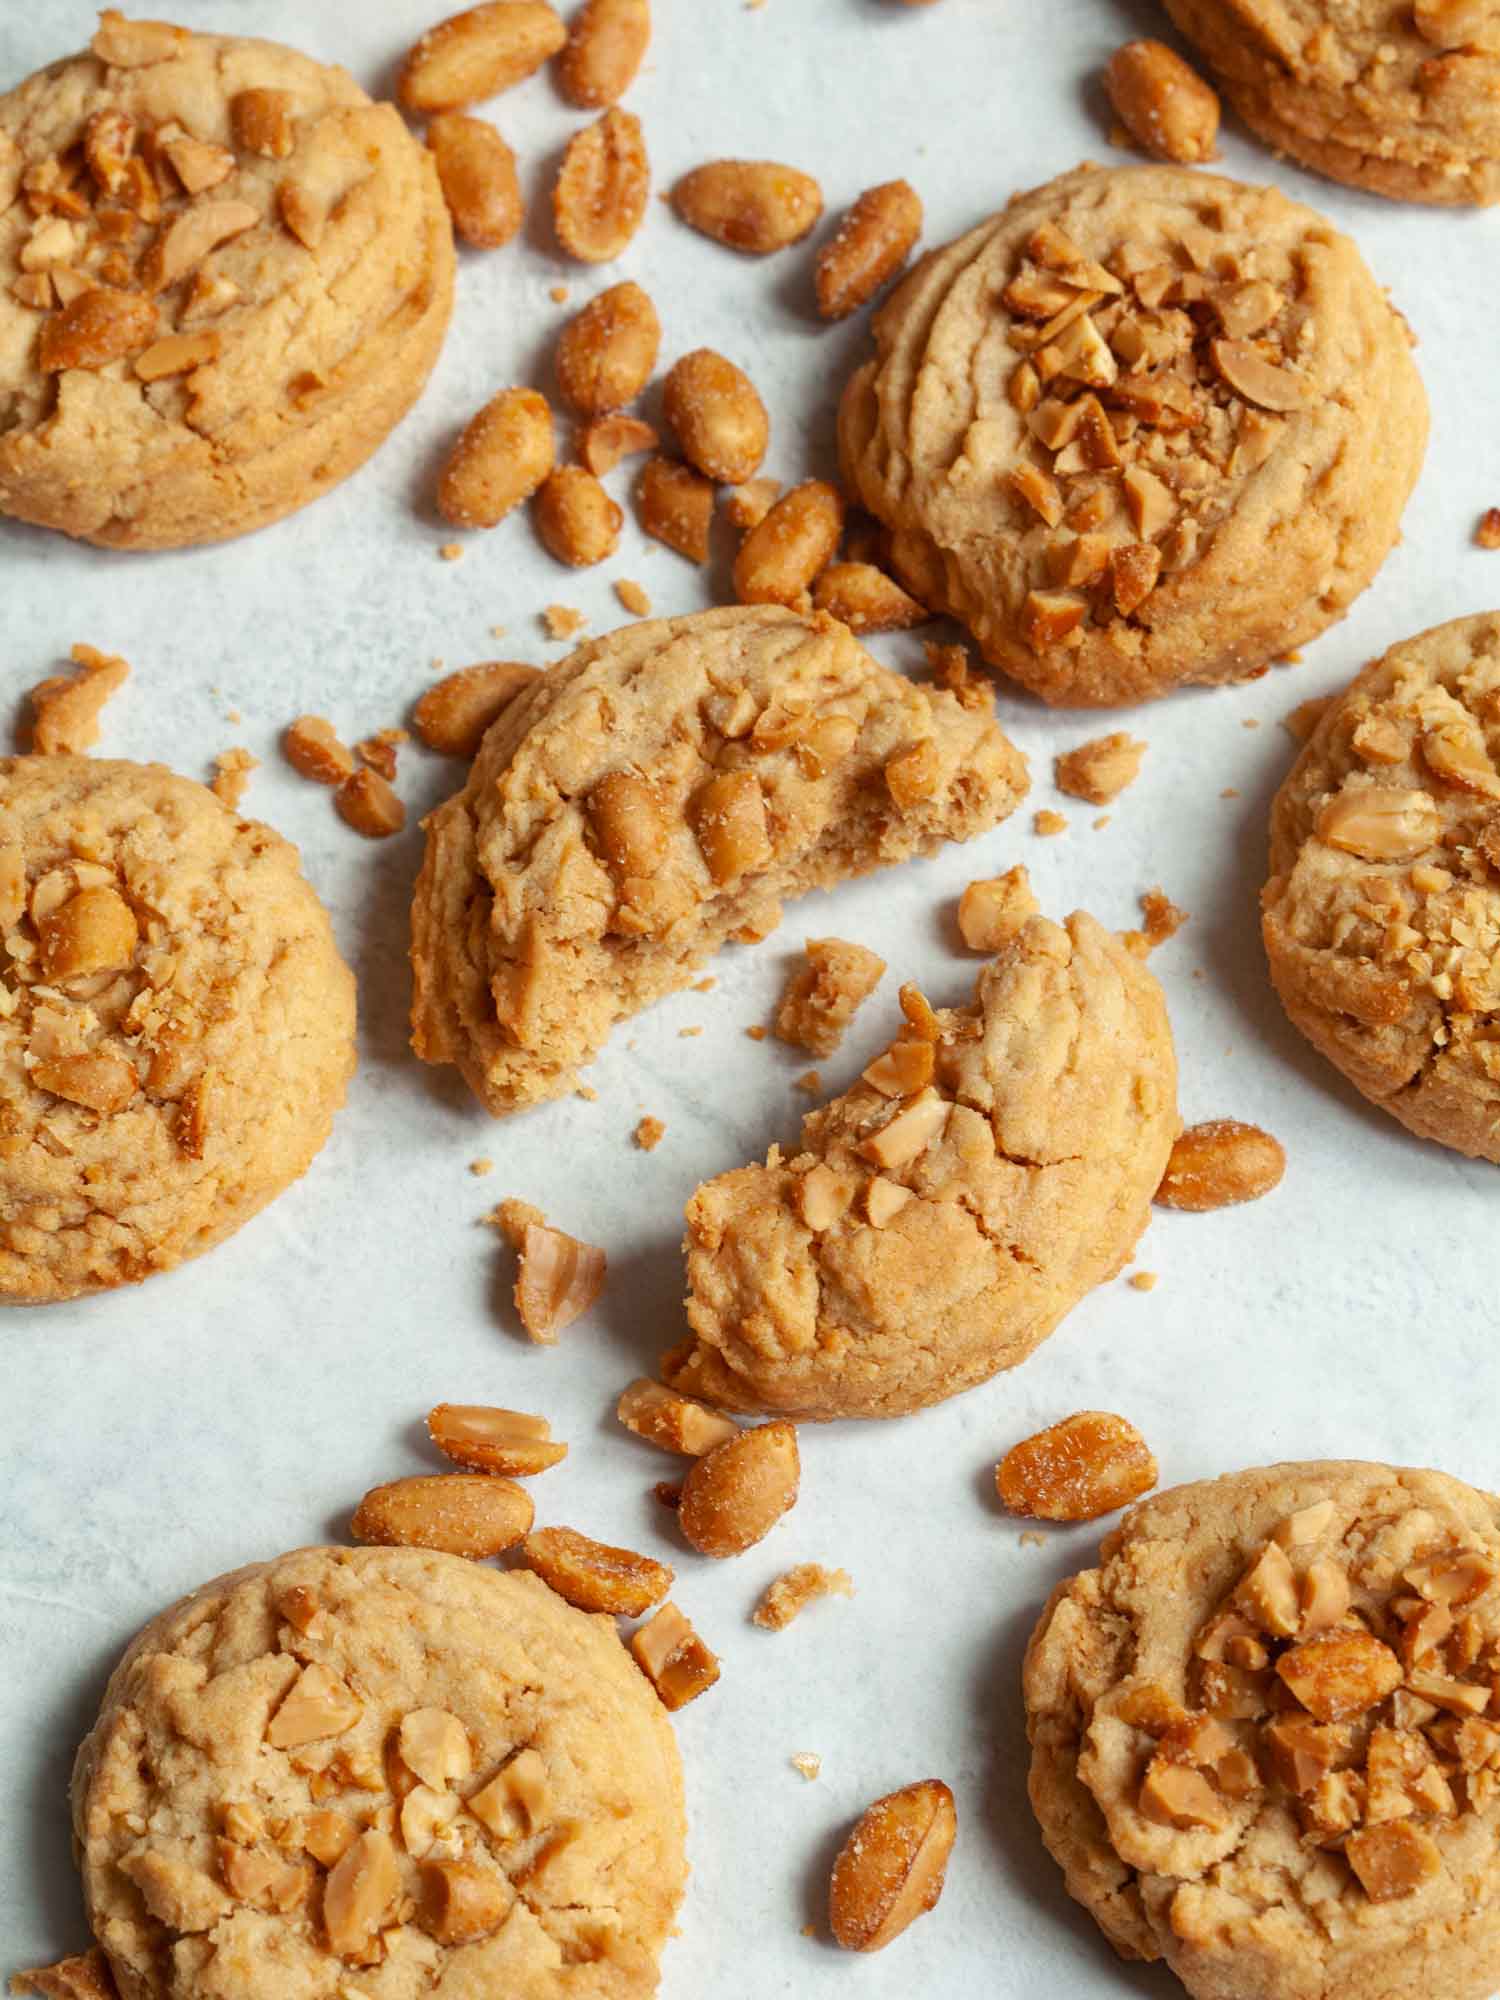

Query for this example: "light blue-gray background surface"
[1,1,1494,1992]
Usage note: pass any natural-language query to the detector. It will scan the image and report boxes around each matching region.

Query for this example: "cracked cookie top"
[664,910,1177,1419]
[1264,612,1500,1163]
[1024,1460,1500,2000]
[72,1545,686,1999]
[0,15,454,547]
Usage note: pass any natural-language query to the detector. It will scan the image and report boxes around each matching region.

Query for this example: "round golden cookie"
[0,755,356,1302]
[837,163,1428,707]
[71,1545,687,1999]
[1161,0,1500,206]
[0,16,455,548]
[1024,1460,1500,2000]
[1263,614,1500,1163]
[663,910,1178,1419]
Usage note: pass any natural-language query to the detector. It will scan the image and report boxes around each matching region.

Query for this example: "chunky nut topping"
[418,1857,511,1943]
[92,12,188,66]
[1105,40,1220,165]
[438,386,555,530]
[557,0,651,107]
[671,158,823,255]
[815,178,923,320]
[629,1601,721,1709]
[323,1828,400,1957]
[38,287,157,372]
[266,1662,362,1750]
[399,2,567,113]
[507,1214,607,1342]
[427,112,523,249]
[521,1524,673,1616]
[811,561,928,634]
[553,108,648,263]
[142,199,257,291]
[1316,786,1444,862]
[427,1402,567,1475]
[829,1779,957,1953]
[997,1412,1158,1522]
[412,660,540,758]
[616,1378,739,1455]
[1156,1119,1286,1210]
[752,1562,854,1631]
[36,885,138,982]
[774,937,885,1056]
[678,1419,799,1558]
[397,1707,472,1793]
[350,1473,534,1558]
[663,348,769,485]
[957,865,1038,952]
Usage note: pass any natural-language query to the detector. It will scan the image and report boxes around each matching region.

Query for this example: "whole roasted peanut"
[829,1779,957,1952]
[335,768,405,839]
[1105,40,1220,165]
[678,1418,799,1558]
[350,1473,534,1557]
[39,288,157,372]
[671,158,823,254]
[811,561,927,633]
[588,770,669,879]
[534,465,623,565]
[733,480,844,606]
[427,113,523,248]
[1156,1120,1286,1211]
[691,770,771,885]
[996,1412,1157,1522]
[438,387,555,529]
[521,1525,673,1615]
[427,1402,567,1474]
[399,1,566,113]
[412,660,541,756]
[553,107,648,262]
[815,179,922,319]
[637,455,713,562]
[662,349,768,485]
[555,281,659,414]
[557,0,651,107]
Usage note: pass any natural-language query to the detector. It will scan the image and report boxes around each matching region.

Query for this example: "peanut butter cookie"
[0,16,454,547]
[0,756,355,1302]
[72,1544,686,1997]
[663,911,1177,1419]
[1162,0,1500,206]
[1025,1460,1500,2000]
[409,605,1028,1114]
[837,164,1427,706]
[1263,614,1500,1163]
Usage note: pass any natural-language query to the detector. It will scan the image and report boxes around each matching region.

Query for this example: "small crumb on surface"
[1130,1271,1159,1292]
[1124,887,1188,957]
[774,936,886,1056]
[1019,1530,1048,1550]
[1094,814,1111,831]
[746,1025,768,1041]
[753,1564,854,1631]
[543,604,587,641]
[489,625,506,640]
[439,542,463,562]
[1034,809,1068,837]
[225,707,242,724]
[27,642,130,754]
[549,283,570,304]
[576,1083,599,1101]
[790,1752,822,1782]
[1242,717,1261,730]
[211,747,258,808]
[693,977,716,993]
[653,1479,683,1508]
[1055,731,1146,805]
[469,1158,494,1177]
[795,1070,821,1096]
[1221,786,1240,799]
[678,1025,702,1038]
[615,578,652,616]
[634,1115,666,1152]
[1477,508,1500,549]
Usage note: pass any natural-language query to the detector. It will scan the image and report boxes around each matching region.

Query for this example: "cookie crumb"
[439,541,464,562]
[576,1082,599,1101]
[470,1157,494,1177]
[28,643,130,755]
[1221,787,1240,799]
[924,637,992,714]
[754,1564,854,1630]
[225,708,242,724]
[1476,509,1500,549]
[550,283,571,304]
[634,1115,666,1151]
[10,1948,116,1998]
[1129,1270,1159,1292]
[795,1069,821,1095]
[1242,717,1261,729]
[957,867,1037,953]
[1123,886,1188,957]
[543,604,587,641]
[1019,1529,1048,1549]
[678,1025,702,1038]
[615,578,652,616]
[693,977,716,993]
[1094,814,1111,830]
[745,1024,768,1041]
[1283,694,1332,742]
[1055,731,1146,805]
[211,747,258,808]
[790,1751,822,1781]
[774,937,886,1055]
[1034,809,1068,837]
[489,625,507,640]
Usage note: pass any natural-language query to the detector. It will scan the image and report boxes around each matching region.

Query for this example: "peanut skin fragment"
[997,1412,1157,1522]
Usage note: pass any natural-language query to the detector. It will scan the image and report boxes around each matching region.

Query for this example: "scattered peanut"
[335,767,405,839]
[557,0,651,107]
[283,715,355,786]
[427,113,523,248]
[829,1779,957,1953]
[815,179,922,319]
[533,465,623,566]
[1156,1120,1286,1211]
[671,158,823,254]
[1105,40,1220,165]
[617,1379,740,1455]
[997,1413,1158,1522]
[733,479,843,606]
[811,561,927,632]
[427,1403,567,1474]
[637,455,714,561]
[555,280,660,415]
[663,348,769,484]
[553,107,648,262]
[350,1474,534,1558]
[438,387,555,529]
[578,411,658,474]
[399,2,567,113]
[522,1525,673,1616]
[678,1419,799,1558]
[413,660,541,756]
[509,1215,607,1341]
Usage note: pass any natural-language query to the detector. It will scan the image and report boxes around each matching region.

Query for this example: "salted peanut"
[335,767,405,838]
[413,661,540,758]
[724,476,782,532]
[438,386,555,529]
[637,454,713,561]
[1274,1498,1336,1547]
[179,268,241,323]
[775,937,886,1057]
[418,1857,511,1944]
[1055,732,1147,805]
[299,1810,357,1867]
[811,561,927,633]
[816,179,922,319]
[692,770,772,885]
[232,87,295,159]
[218,1841,309,1912]
[12,273,54,310]
[266,1662,361,1749]
[1299,1560,1351,1635]
[1210,337,1308,413]
[578,411,657,474]
[587,769,669,881]
[324,1829,400,1957]
[427,113,522,248]
[752,1562,854,1631]
[38,287,157,372]
[398,1708,471,1792]
[997,1413,1157,1523]
[82,108,136,195]
[1157,1120,1285,1211]
[1139,1757,1226,1831]
[554,107,648,262]
[829,1779,956,1953]
[957,866,1038,952]
[671,159,823,254]
[1236,1540,1301,1637]
[555,281,659,415]
[1423,718,1500,797]
[466,1746,549,1842]
[663,349,768,485]
[511,1217,607,1341]
[37,885,138,981]
[92,11,187,65]
[557,0,650,106]
[734,480,844,607]
[534,466,623,566]
[10,1949,116,1998]
[679,1419,799,1558]
[1020,589,1086,650]
[1346,1821,1441,1902]
[1110,542,1162,617]
[798,1162,855,1230]
[32,1051,137,1114]
[350,1473,534,1558]
[142,200,258,291]
[161,135,233,197]
[1105,40,1219,164]
[617,1378,739,1455]
[521,1525,673,1616]
[284,715,356,785]
[1405,1666,1491,1715]
[134,330,219,381]
[859,1087,948,1169]
[1276,1629,1402,1721]
[1406,1550,1500,1605]
[400,2,566,112]
[1263,1714,1351,1794]
[427,1402,567,1475]
[630,1602,720,1709]
[863,1039,935,1097]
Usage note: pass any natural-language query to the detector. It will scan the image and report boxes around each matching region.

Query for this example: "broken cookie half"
[664,910,1178,1420]
[410,605,1028,1113]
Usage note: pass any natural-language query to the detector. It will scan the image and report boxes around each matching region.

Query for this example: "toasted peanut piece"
[617,1379,740,1455]
[1156,1119,1285,1211]
[678,1419,799,1558]
[266,1661,361,1749]
[164,134,234,195]
[439,386,555,529]
[10,1949,116,1999]
[83,108,136,195]
[1423,717,1500,797]
[1211,337,1307,412]
[671,158,823,254]
[91,11,187,65]
[637,455,713,561]
[1315,787,1442,861]
[466,1747,550,1840]
[134,330,219,381]
[829,1779,956,1953]
[1055,732,1146,805]
[1105,40,1219,163]
[555,280,659,415]
[1346,1820,1442,1902]
[663,348,768,485]
[957,866,1037,952]
[427,1403,568,1474]
[29,643,129,755]
[885,738,940,810]
[38,287,157,372]
[427,113,522,248]
[811,561,927,633]
[587,769,669,879]
[32,1051,137,1114]
[997,1412,1157,1522]
[1139,1757,1226,1830]
[1276,1628,1403,1721]
[398,1706,472,1793]
[692,770,772,885]
[400,1,567,112]
[534,465,622,566]
[734,479,843,607]
[1475,507,1500,550]
[37,885,138,981]
[522,1525,673,1615]
[630,1601,720,1708]
[554,107,648,262]
[351,1474,534,1557]
[557,0,651,106]
[859,1087,947,1169]
[512,1218,607,1341]
[863,1039,935,1098]
[231,87,295,159]
[418,1858,511,1944]
[753,1562,854,1631]
[578,411,657,474]
[335,767,405,838]
[724,476,782,533]
[815,179,922,319]
[284,715,356,785]
[142,200,258,291]
[324,1830,400,1958]
[413,660,540,757]
[775,937,886,1057]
